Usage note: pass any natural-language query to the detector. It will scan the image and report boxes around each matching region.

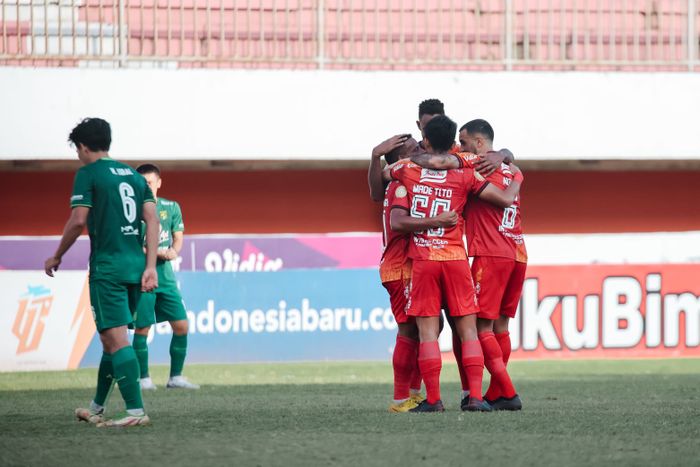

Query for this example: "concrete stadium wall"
[1,68,700,161]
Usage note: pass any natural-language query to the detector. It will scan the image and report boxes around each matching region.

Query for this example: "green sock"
[112,346,144,411]
[94,352,114,407]
[132,333,149,379]
[169,334,188,377]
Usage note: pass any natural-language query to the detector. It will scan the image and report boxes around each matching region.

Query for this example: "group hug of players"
[369,99,527,413]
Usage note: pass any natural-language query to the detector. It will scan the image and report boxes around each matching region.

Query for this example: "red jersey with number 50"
[380,181,412,283]
[390,161,488,261]
[456,153,528,263]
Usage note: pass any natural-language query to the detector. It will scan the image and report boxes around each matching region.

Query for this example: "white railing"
[1,0,698,70]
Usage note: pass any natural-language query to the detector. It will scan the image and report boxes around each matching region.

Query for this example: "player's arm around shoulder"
[410,152,461,170]
[473,148,515,177]
[477,164,524,208]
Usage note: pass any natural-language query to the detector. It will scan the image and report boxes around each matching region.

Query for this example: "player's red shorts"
[406,259,479,317]
[471,256,527,320]
[382,279,412,324]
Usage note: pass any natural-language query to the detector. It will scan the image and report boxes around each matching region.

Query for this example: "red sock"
[461,340,484,401]
[495,331,511,365]
[480,331,516,400]
[452,332,469,392]
[393,335,418,400]
[418,341,442,404]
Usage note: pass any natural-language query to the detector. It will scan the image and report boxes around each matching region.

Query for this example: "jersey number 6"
[118,182,137,223]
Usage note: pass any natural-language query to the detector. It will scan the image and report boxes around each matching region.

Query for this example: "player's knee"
[99,326,130,353]
[171,319,189,335]
[494,316,510,333]
[134,326,151,336]
[397,322,419,340]
[476,318,494,333]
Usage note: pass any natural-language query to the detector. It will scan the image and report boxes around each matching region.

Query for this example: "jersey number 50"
[411,195,451,237]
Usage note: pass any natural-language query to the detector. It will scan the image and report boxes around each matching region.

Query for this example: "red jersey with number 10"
[456,153,528,263]
[390,160,488,261]
[379,181,412,283]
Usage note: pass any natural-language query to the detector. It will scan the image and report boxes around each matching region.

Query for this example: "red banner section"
[509,265,700,359]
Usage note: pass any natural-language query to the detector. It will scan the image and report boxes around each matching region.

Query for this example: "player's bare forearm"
[142,202,159,270]
[53,207,88,260]
[45,207,88,276]
[390,209,458,233]
[500,148,515,164]
[368,156,385,202]
[475,149,514,176]
[168,231,184,259]
[410,153,459,170]
[171,231,183,255]
[478,166,523,208]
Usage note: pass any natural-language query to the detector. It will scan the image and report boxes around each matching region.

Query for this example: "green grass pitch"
[1,359,699,467]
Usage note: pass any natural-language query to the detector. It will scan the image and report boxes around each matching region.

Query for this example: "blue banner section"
[80,269,397,367]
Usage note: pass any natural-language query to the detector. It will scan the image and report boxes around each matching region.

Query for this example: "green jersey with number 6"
[70,158,155,283]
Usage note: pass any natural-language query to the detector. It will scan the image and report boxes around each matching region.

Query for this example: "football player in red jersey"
[411,119,525,411]
[375,116,523,412]
[368,99,515,406]
[370,134,459,412]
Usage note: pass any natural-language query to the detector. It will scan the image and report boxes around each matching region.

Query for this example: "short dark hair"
[136,163,161,177]
[385,146,403,165]
[460,119,494,142]
[68,118,111,152]
[418,99,445,118]
[423,115,457,153]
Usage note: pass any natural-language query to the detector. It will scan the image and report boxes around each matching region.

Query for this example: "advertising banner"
[2,264,699,371]
[0,271,94,372]
[0,234,381,272]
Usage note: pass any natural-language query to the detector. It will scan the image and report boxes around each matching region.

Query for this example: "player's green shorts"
[133,281,187,328]
[89,278,144,332]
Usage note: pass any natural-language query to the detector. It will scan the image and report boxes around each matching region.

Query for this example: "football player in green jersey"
[132,164,199,390]
[44,118,159,427]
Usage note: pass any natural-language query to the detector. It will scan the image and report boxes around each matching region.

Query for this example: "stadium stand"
[1,0,698,70]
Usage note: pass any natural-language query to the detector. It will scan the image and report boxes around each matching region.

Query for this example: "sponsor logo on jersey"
[110,167,134,176]
[419,168,447,184]
[70,194,84,201]
[12,285,54,354]
[160,210,168,220]
[121,225,140,236]
[160,229,170,244]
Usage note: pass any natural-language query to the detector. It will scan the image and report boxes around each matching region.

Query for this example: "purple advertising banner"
[0,234,384,271]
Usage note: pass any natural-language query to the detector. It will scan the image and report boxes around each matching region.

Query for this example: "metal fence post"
[504,0,513,70]
[689,0,697,71]
[317,0,325,70]
[118,0,127,67]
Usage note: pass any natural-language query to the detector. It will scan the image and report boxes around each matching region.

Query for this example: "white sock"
[89,401,104,413]
[410,388,421,395]
[393,398,409,405]
[126,408,145,416]
[461,390,470,399]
